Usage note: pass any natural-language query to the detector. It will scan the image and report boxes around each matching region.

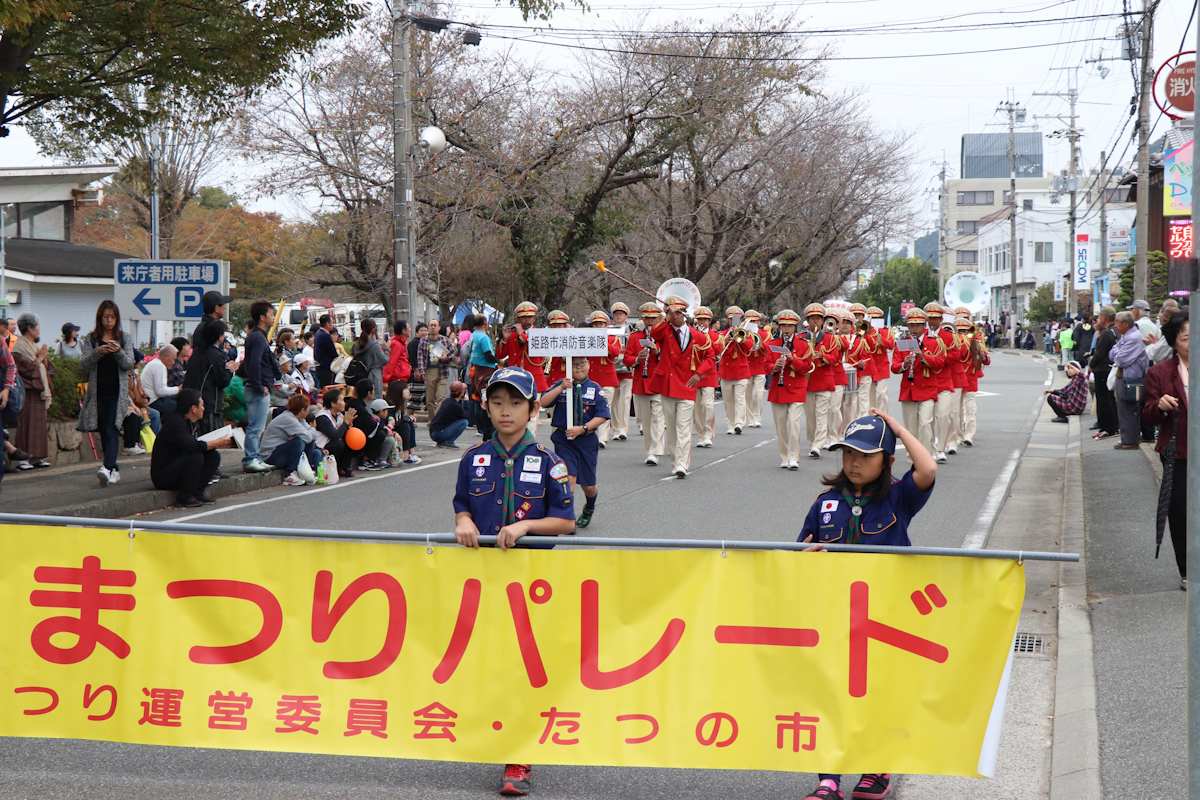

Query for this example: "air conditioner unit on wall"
[71,188,104,207]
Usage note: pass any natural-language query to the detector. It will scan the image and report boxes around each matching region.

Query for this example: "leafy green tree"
[1115,250,1168,310]
[1026,282,1064,323]
[851,257,938,322]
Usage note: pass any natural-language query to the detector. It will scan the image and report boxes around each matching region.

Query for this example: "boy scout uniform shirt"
[453,436,574,546]
[796,469,934,548]
[548,377,611,436]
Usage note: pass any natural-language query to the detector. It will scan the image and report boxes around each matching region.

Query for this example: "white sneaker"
[780,460,790,469]
[97,466,111,486]
[283,472,306,486]
[403,455,422,465]
[108,467,120,485]
[673,468,687,479]
[123,445,146,456]
[946,445,958,455]
[244,458,272,473]
[645,456,658,466]
[788,460,799,471]
[808,449,821,459]
[935,451,948,464]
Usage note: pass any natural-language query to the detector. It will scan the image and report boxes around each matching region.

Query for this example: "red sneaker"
[499,763,532,796]
[851,773,893,799]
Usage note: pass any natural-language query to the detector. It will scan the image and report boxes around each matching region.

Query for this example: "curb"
[38,470,284,519]
[1048,417,1103,798]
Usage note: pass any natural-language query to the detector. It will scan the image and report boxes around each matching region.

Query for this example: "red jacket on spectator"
[1142,354,1189,459]
[383,335,411,383]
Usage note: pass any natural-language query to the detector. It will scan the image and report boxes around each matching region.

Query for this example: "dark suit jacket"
[1142,354,1188,459]
[1089,327,1116,375]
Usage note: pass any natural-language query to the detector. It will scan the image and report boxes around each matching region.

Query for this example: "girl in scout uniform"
[539,356,611,528]
[797,409,937,800]
[452,366,575,797]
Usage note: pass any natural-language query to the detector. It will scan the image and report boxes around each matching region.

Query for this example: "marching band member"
[544,309,570,385]
[958,315,990,448]
[827,308,850,445]
[866,305,894,413]
[718,305,755,435]
[498,301,548,435]
[802,303,840,458]
[766,309,814,469]
[924,302,960,463]
[942,307,971,455]
[540,355,611,529]
[892,307,945,455]
[692,306,720,447]
[624,302,666,465]
[609,302,634,442]
[845,304,877,421]
[650,295,715,478]
[586,310,622,447]
[745,309,769,428]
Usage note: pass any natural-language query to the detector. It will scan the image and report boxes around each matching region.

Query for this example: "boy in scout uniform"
[540,356,611,528]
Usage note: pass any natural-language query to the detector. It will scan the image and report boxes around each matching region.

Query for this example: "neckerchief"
[490,431,538,525]
[841,491,870,544]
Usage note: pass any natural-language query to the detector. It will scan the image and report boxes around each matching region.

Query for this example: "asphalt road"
[0,351,1051,799]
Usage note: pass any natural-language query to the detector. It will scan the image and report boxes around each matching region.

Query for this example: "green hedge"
[47,353,84,421]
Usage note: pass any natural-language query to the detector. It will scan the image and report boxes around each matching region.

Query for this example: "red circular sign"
[1166,61,1195,113]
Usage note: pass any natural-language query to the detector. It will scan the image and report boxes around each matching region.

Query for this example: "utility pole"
[1133,0,1155,301]
[392,0,417,325]
[997,97,1025,348]
[936,158,948,296]
[1098,149,1109,303]
[0,205,6,324]
[149,148,160,348]
[1190,12,1200,799]
[1035,71,1081,316]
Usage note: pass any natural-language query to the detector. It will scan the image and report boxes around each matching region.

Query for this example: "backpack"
[343,357,369,387]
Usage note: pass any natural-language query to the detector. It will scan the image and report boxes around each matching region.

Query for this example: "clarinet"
[641,334,655,378]
[776,335,792,387]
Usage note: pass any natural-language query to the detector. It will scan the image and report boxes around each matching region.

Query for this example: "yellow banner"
[0,524,1023,776]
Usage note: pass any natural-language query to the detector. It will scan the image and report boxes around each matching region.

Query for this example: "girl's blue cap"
[831,415,896,456]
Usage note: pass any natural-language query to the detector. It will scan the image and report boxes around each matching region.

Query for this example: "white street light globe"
[419,125,447,155]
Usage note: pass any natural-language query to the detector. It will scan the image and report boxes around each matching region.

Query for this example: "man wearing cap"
[766,310,814,469]
[191,290,232,351]
[744,309,770,428]
[844,304,877,422]
[892,307,945,455]
[866,306,894,413]
[957,316,990,448]
[650,295,715,477]
[923,302,957,462]
[691,306,719,447]
[624,303,666,464]
[801,302,840,457]
[586,310,622,446]
[609,302,635,442]
[718,305,754,435]
[498,302,548,433]
[825,308,853,443]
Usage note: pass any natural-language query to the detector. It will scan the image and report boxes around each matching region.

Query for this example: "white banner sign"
[1072,234,1091,291]
[1054,276,1065,302]
[526,327,611,357]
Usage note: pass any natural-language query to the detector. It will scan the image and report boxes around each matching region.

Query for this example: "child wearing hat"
[540,355,611,528]
[453,366,576,797]
[797,409,937,800]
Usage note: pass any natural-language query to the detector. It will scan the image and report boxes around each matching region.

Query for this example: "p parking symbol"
[176,287,205,318]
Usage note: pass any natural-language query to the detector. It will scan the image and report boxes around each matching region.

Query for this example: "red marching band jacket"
[934,326,961,394]
[587,335,622,388]
[765,334,814,404]
[716,330,755,381]
[697,329,721,389]
[649,320,716,401]
[623,330,662,396]
[964,334,990,393]
[891,331,947,403]
[804,329,843,393]
[750,334,773,377]
[842,330,875,381]
[498,327,549,393]
[871,326,895,383]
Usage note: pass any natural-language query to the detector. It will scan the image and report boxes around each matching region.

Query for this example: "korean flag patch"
[472,454,492,467]
[820,499,839,513]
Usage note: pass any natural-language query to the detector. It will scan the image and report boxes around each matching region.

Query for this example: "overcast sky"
[1,0,1193,242]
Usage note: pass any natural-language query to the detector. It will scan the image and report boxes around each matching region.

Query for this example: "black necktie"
[675,328,685,349]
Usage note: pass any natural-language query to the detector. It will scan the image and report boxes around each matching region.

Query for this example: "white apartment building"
[974,186,1135,323]
[943,176,1053,283]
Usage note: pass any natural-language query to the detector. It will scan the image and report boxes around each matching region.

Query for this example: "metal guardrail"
[0,513,1079,562]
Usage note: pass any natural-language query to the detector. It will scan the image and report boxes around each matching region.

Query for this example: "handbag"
[139,424,156,454]
[1120,379,1143,404]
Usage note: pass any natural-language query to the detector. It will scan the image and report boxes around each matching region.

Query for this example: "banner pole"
[0,513,1077,561]
[565,354,573,430]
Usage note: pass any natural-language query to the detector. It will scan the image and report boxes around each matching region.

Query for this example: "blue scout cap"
[831,415,896,456]
[486,367,537,400]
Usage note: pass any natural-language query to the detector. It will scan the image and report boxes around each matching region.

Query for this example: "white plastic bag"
[323,454,339,485]
[1106,369,1117,392]
[295,453,317,485]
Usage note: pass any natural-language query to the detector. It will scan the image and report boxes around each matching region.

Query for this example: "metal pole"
[0,512,1079,562]
[1099,150,1109,304]
[392,0,418,326]
[1133,0,1154,301]
[1188,14,1199,792]
[1066,84,1079,317]
[0,205,7,322]
[149,149,160,349]
[1006,102,1019,348]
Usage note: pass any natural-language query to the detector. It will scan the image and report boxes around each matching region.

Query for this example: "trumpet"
[718,325,757,361]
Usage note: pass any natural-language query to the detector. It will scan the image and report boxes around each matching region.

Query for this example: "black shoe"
[1051,417,1068,423]
[734,426,743,435]
[198,487,216,504]
[435,442,460,449]
[1089,423,1102,430]
[177,495,203,508]
[577,507,594,528]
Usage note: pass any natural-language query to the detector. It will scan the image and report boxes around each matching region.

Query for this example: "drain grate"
[1012,632,1046,655]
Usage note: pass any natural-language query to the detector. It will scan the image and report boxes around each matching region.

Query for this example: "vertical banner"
[1073,234,1091,291]
[1053,276,1065,302]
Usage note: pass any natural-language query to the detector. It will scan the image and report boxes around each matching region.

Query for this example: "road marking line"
[173,457,460,522]
[961,447,1022,549]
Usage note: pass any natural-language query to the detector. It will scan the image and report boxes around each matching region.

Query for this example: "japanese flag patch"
[472,454,492,467]
[820,499,839,513]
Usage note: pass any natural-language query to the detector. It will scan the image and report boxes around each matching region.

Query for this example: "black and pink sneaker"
[851,773,893,799]
[804,784,844,800]
[499,763,532,796]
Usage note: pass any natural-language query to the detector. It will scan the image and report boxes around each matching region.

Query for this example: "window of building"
[20,202,66,240]
[1023,199,1034,211]
[956,191,995,206]
[1,203,15,239]
[956,250,978,266]
[956,220,979,235]
[1034,242,1054,262]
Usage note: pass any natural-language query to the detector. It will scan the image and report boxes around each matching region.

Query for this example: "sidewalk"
[1077,404,1187,796]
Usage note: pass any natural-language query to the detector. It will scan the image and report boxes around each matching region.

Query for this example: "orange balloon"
[345,427,367,451]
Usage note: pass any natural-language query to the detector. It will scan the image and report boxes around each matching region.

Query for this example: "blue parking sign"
[175,287,205,318]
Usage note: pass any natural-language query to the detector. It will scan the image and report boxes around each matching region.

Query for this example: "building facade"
[942,175,1053,285]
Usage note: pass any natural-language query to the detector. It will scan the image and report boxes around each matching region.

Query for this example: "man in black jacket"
[241,301,280,473]
[1072,313,1095,362]
[191,290,232,350]
[313,315,337,387]
[151,388,232,507]
[1088,306,1118,437]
